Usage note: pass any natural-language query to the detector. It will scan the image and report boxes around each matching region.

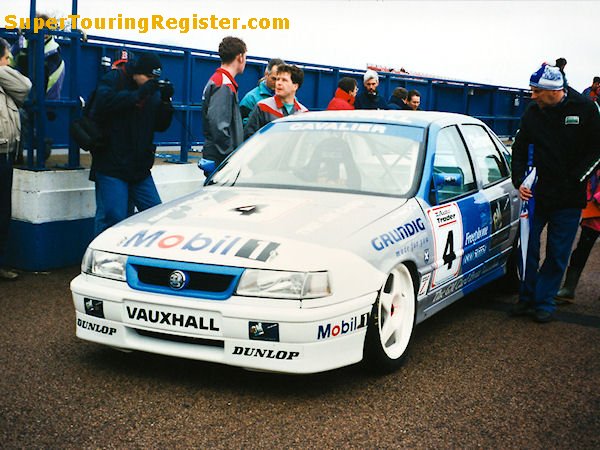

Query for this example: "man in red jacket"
[327,77,357,110]
[244,64,308,139]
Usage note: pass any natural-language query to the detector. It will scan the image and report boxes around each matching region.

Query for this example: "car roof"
[277,110,486,129]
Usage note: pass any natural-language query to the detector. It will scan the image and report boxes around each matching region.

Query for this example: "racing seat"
[305,138,361,189]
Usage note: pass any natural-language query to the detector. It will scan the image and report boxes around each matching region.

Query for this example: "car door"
[458,124,519,273]
[425,125,491,303]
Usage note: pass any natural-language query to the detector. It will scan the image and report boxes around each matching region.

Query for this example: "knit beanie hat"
[529,63,564,90]
[133,52,162,77]
[364,69,379,83]
[113,48,134,68]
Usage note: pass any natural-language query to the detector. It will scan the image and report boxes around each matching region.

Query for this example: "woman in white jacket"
[0,37,31,280]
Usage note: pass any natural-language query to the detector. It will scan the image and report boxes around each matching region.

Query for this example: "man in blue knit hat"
[509,63,600,323]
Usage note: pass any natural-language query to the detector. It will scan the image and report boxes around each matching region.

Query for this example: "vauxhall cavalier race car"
[71,110,520,374]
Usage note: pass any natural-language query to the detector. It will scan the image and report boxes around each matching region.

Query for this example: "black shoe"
[554,296,574,306]
[555,266,582,303]
[509,301,534,317]
[533,309,553,323]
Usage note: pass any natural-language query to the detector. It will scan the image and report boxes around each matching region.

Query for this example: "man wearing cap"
[201,36,247,168]
[509,63,600,323]
[354,69,388,110]
[91,52,174,234]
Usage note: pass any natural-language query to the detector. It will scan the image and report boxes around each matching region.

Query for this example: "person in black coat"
[509,63,600,323]
[91,52,174,235]
[388,87,411,110]
[354,69,388,110]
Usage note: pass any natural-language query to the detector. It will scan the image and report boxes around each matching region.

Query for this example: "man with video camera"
[90,52,174,235]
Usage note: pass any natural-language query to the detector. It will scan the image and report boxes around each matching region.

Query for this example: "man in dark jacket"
[92,52,174,235]
[354,70,388,110]
[201,36,247,167]
[388,87,410,110]
[509,63,600,323]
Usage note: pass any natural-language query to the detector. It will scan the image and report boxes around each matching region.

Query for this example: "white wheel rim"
[378,265,415,360]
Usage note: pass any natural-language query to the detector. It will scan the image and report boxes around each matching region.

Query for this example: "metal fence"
[1,25,530,171]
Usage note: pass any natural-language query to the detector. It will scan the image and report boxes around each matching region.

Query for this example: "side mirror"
[433,171,463,188]
[197,158,216,177]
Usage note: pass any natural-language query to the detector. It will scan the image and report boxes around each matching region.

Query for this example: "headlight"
[236,269,331,299]
[81,248,127,281]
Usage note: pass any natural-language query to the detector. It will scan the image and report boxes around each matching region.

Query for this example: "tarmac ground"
[1,243,599,448]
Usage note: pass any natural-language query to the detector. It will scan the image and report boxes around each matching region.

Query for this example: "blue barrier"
[1,25,531,171]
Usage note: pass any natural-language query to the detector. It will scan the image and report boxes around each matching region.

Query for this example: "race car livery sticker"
[317,313,369,340]
[371,218,426,251]
[418,273,431,297]
[231,346,301,360]
[120,229,280,263]
[123,302,221,336]
[432,267,483,303]
[77,318,117,336]
[464,226,489,246]
[462,243,488,265]
[289,122,388,134]
[490,194,511,248]
[204,195,307,223]
[426,203,463,288]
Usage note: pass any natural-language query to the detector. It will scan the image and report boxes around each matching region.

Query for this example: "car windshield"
[207,121,425,197]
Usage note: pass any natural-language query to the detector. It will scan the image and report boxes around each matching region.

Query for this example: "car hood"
[92,187,407,268]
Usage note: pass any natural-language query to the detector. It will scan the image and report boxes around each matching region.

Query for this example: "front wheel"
[364,264,416,373]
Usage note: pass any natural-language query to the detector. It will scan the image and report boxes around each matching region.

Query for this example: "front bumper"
[71,274,377,374]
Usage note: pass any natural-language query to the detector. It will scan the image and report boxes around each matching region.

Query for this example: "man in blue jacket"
[239,58,284,125]
[91,52,174,235]
[354,70,388,110]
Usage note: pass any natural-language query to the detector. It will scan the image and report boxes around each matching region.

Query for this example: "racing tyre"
[364,264,416,373]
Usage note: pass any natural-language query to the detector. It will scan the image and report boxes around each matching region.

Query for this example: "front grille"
[133,328,225,347]
[126,256,244,300]
[136,266,234,292]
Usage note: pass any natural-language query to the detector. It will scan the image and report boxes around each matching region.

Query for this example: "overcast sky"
[2,0,597,91]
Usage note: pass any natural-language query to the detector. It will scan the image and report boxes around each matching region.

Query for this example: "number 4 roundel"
[426,203,463,288]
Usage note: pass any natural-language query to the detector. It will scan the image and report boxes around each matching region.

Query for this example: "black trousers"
[0,153,13,266]
[569,225,600,270]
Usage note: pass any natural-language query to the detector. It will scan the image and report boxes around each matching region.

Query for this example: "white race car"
[71,111,520,374]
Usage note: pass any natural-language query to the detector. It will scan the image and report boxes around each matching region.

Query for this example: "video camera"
[157,79,174,101]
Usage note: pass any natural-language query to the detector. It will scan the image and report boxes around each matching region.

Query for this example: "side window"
[432,126,477,204]
[461,125,510,187]
[491,132,512,172]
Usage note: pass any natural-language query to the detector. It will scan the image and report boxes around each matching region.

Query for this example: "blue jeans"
[94,173,161,236]
[519,207,581,313]
[0,153,13,266]
[94,187,135,236]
